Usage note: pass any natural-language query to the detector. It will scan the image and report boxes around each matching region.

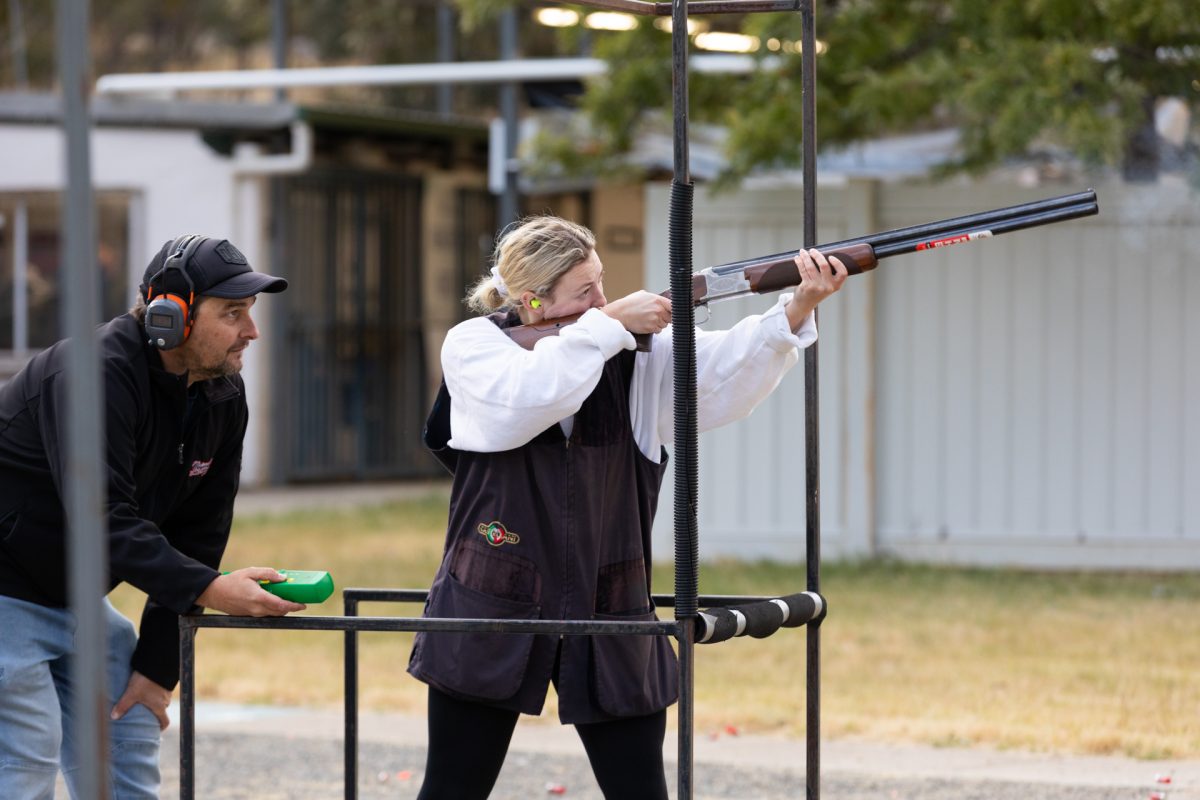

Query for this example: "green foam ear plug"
[259,570,334,603]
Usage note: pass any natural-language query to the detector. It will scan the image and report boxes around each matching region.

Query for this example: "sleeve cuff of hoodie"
[131,604,184,690]
[763,294,817,351]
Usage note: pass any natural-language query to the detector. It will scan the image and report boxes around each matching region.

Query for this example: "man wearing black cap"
[0,235,300,799]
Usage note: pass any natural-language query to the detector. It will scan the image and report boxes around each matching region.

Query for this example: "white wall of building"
[0,123,277,484]
[646,177,1200,570]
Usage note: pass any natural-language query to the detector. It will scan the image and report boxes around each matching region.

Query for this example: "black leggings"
[416,686,669,800]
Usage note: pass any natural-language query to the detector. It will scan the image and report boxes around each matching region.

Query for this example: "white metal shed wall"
[873,180,1199,569]
[645,178,1199,570]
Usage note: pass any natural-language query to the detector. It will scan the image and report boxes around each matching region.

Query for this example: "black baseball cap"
[141,236,287,299]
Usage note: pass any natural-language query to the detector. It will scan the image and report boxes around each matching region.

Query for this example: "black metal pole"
[344,596,359,800]
[669,1,697,799]
[180,624,197,800]
[57,1,109,797]
[800,2,821,799]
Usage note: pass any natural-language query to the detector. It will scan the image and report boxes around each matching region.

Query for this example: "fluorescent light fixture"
[652,17,705,34]
[585,12,638,31]
[694,31,760,53]
[535,8,580,27]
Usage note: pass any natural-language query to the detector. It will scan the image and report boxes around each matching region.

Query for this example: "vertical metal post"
[669,2,697,799]
[344,596,359,800]
[180,624,197,800]
[800,2,821,799]
[271,0,289,102]
[269,2,290,485]
[498,8,520,226]
[12,200,28,356]
[436,1,456,116]
[57,2,109,798]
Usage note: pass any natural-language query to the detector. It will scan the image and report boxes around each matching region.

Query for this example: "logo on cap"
[214,241,248,265]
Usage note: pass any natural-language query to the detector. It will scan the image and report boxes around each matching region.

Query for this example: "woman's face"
[532,249,607,319]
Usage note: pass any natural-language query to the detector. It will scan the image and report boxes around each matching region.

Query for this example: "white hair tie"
[490,265,509,298]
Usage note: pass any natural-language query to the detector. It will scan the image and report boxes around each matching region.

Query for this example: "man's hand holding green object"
[201,567,331,614]
[256,569,335,603]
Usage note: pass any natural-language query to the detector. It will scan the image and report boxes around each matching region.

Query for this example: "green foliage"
[538,0,1200,184]
[3,0,1194,184]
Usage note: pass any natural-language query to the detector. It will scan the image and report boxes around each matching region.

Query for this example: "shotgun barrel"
[710,189,1097,276]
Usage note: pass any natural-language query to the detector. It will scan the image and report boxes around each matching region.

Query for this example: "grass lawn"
[110,490,1200,760]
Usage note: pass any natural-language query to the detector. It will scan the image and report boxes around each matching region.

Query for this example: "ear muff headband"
[145,234,204,350]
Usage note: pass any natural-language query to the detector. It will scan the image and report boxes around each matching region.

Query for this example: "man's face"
[537,249,607,319]
[178,296,259,382]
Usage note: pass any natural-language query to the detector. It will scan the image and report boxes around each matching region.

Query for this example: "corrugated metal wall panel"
[646,178,1199,569]
[875,181,1200,567]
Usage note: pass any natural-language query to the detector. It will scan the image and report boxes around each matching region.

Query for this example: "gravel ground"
[156,732,1167,800]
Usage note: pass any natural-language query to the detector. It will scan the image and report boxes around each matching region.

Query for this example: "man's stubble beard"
[187,351,243,382]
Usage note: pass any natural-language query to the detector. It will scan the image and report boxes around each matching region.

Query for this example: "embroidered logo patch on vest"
[477,520,520,547]
[188,459,213,478]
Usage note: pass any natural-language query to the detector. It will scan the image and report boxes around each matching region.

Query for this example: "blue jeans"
[0,595,161,800]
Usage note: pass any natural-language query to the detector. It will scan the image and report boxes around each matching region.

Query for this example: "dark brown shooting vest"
[408,313,677,723]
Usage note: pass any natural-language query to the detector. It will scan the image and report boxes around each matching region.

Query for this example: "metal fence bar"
[179,612,683,799]
[799,1,822,798]
[342,588,784,606]
[184,588,820,799]
[182,615,680,634]
[58,1,110,796]
[180,625,197,800]
[344,595,359,800]
[337,589,788,799]
[668,0,699,796]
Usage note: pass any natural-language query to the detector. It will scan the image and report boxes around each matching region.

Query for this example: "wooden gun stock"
[505,313,588,351]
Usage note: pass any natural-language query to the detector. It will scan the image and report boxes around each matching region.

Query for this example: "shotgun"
[506,189,1099,351]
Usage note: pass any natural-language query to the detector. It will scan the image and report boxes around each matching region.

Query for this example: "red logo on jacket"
[188,459,213,478]
[477,521,521,546]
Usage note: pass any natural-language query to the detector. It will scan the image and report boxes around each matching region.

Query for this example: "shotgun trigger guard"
[694,304,711,326]
[698,267,751,303]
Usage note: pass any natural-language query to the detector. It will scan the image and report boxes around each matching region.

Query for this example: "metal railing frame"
[178,2,824,800]
[178,588,823,799]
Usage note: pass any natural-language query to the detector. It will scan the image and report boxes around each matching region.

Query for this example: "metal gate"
[279,170,437,481]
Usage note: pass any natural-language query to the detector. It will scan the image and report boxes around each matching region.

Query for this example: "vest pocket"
[589,609,679,717]
[417,572,541,701]
[595,558,651,615]
[450,538,542,605]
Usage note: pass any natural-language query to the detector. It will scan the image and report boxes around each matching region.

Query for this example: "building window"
[0,192,132,354]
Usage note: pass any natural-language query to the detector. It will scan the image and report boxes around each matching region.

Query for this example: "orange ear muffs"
[144,233,204,350]
[144,291,194,350]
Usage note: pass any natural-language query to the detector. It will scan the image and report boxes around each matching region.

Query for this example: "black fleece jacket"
[0,313,247,689]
